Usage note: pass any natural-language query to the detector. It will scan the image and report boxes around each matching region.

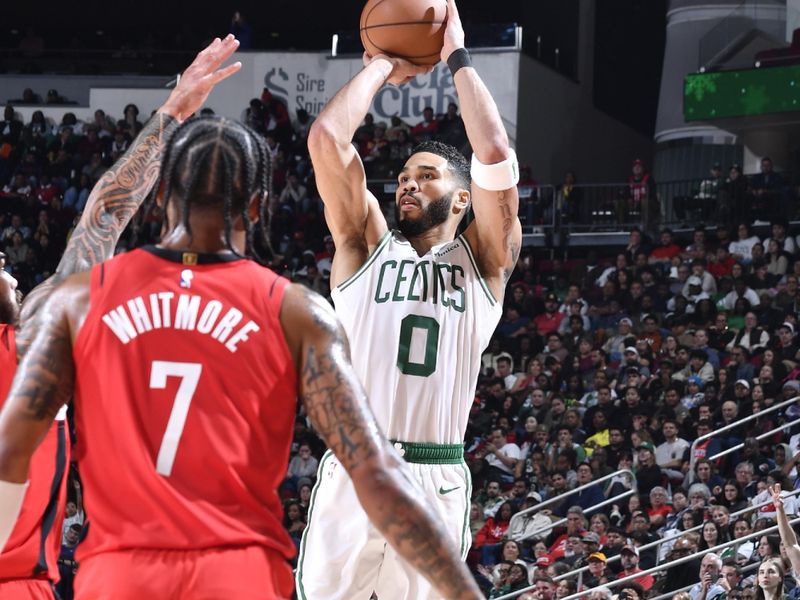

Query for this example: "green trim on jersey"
[459,461,472,558]
[391,440,464,464]
[295,449,334,600]
[337,230,393,292]
[457,234,497,306]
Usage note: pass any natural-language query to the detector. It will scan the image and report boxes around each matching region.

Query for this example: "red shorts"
[0,579,54,599]
[75,545,293,599]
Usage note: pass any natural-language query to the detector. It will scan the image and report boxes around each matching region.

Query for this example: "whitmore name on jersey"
[101,292,259,353]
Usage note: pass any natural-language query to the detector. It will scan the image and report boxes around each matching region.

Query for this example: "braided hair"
[155,115,272,261]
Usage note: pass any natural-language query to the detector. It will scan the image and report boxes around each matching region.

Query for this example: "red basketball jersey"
[0,324,69,583]
[71,247,297,562]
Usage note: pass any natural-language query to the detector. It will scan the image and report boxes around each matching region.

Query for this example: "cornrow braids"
[153,115,273,262]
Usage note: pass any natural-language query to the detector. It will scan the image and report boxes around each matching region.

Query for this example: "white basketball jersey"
[331,231,502,444]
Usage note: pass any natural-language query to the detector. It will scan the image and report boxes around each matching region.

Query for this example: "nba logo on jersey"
[179,269,193,289]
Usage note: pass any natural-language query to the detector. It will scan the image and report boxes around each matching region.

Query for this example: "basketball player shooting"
[296,0,521,598]
[0,35,242,600]
[0,107,482,600]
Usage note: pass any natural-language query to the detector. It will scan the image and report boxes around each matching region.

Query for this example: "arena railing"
[656,178,706,225]
[706,414,800,465]
[647,559,760,600]
[518,184,556,232]
[365,179,559,233]
[492,514,800,600]
[687,394,800,482]
[511,469,635,543]
[548,183,648,233]
[548,487,800,584]
[518,487,637,544]
[368,178,659,234]
[560,542,761,598]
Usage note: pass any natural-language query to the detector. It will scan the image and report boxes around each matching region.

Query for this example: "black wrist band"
[447,48,472,77]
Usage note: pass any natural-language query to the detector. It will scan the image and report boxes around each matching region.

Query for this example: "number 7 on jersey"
[149,361,203,476]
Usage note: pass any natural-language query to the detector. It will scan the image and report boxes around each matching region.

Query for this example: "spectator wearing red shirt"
[626,159,657,229]
[411,106,439,142]
[617,544,655,591]
[708,245,736,279]
[547,506,587,562]
[646,487,672,529]
[534,292,565,337]
[474,501,515,549]
[649,228,682,268]
[33,174,59,206]
[637,313,663,354]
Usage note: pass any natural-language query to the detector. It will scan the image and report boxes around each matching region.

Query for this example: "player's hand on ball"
[441,0,466,63]
[363,52,432,86]
[161,35,242,122]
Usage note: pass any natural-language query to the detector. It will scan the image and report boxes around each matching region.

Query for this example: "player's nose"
[402,178,419,193]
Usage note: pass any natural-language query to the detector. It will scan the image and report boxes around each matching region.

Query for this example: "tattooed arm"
[443,0,521,299]
[281,283,482,600]
[15,35,242,357]
[0,273,88,484]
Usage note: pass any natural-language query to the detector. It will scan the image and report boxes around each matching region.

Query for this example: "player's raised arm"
[15,35,242,356]
[307,55,428,286]
[444,0,521,298]
[0,275,88,550]
[281,283,481,600]
[771,483,800,575]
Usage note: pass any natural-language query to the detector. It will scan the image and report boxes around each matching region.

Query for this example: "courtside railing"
[510,469,636,544]
[687,395,800,482]
[494,514,800,600]
[648,559,760,600]
[707,415,800,465]
[556,183,650,233]
[549,487,800,584]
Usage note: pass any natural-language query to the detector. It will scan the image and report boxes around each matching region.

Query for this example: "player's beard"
[395,192,452,239]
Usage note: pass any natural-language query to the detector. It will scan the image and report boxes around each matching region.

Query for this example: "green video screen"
[684,64,800,121]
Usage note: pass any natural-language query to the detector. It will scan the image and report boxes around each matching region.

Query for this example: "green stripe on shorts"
[459,461,472,558]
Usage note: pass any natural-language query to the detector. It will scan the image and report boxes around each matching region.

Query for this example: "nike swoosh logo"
[439,486,460,495]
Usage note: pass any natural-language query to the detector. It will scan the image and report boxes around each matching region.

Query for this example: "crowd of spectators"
[456,222,800,598]
[0,96,472,595]
[4,93,800,599]
[681,158,795,227]
[529,156,797,234]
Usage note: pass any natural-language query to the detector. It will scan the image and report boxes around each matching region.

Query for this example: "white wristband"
[0,480,28,552]
[470,149,520,191]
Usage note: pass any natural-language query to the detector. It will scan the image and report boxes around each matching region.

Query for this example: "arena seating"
[2,89,800,599]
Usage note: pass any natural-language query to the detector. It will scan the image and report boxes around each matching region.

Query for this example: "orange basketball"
[360,0,447,66]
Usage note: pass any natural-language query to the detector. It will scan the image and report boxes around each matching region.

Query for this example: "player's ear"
[155,179,166,208]
[453,188,470,213]
[248,191,262,224]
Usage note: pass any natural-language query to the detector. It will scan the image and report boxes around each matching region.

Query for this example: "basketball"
[360,0,447,66]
